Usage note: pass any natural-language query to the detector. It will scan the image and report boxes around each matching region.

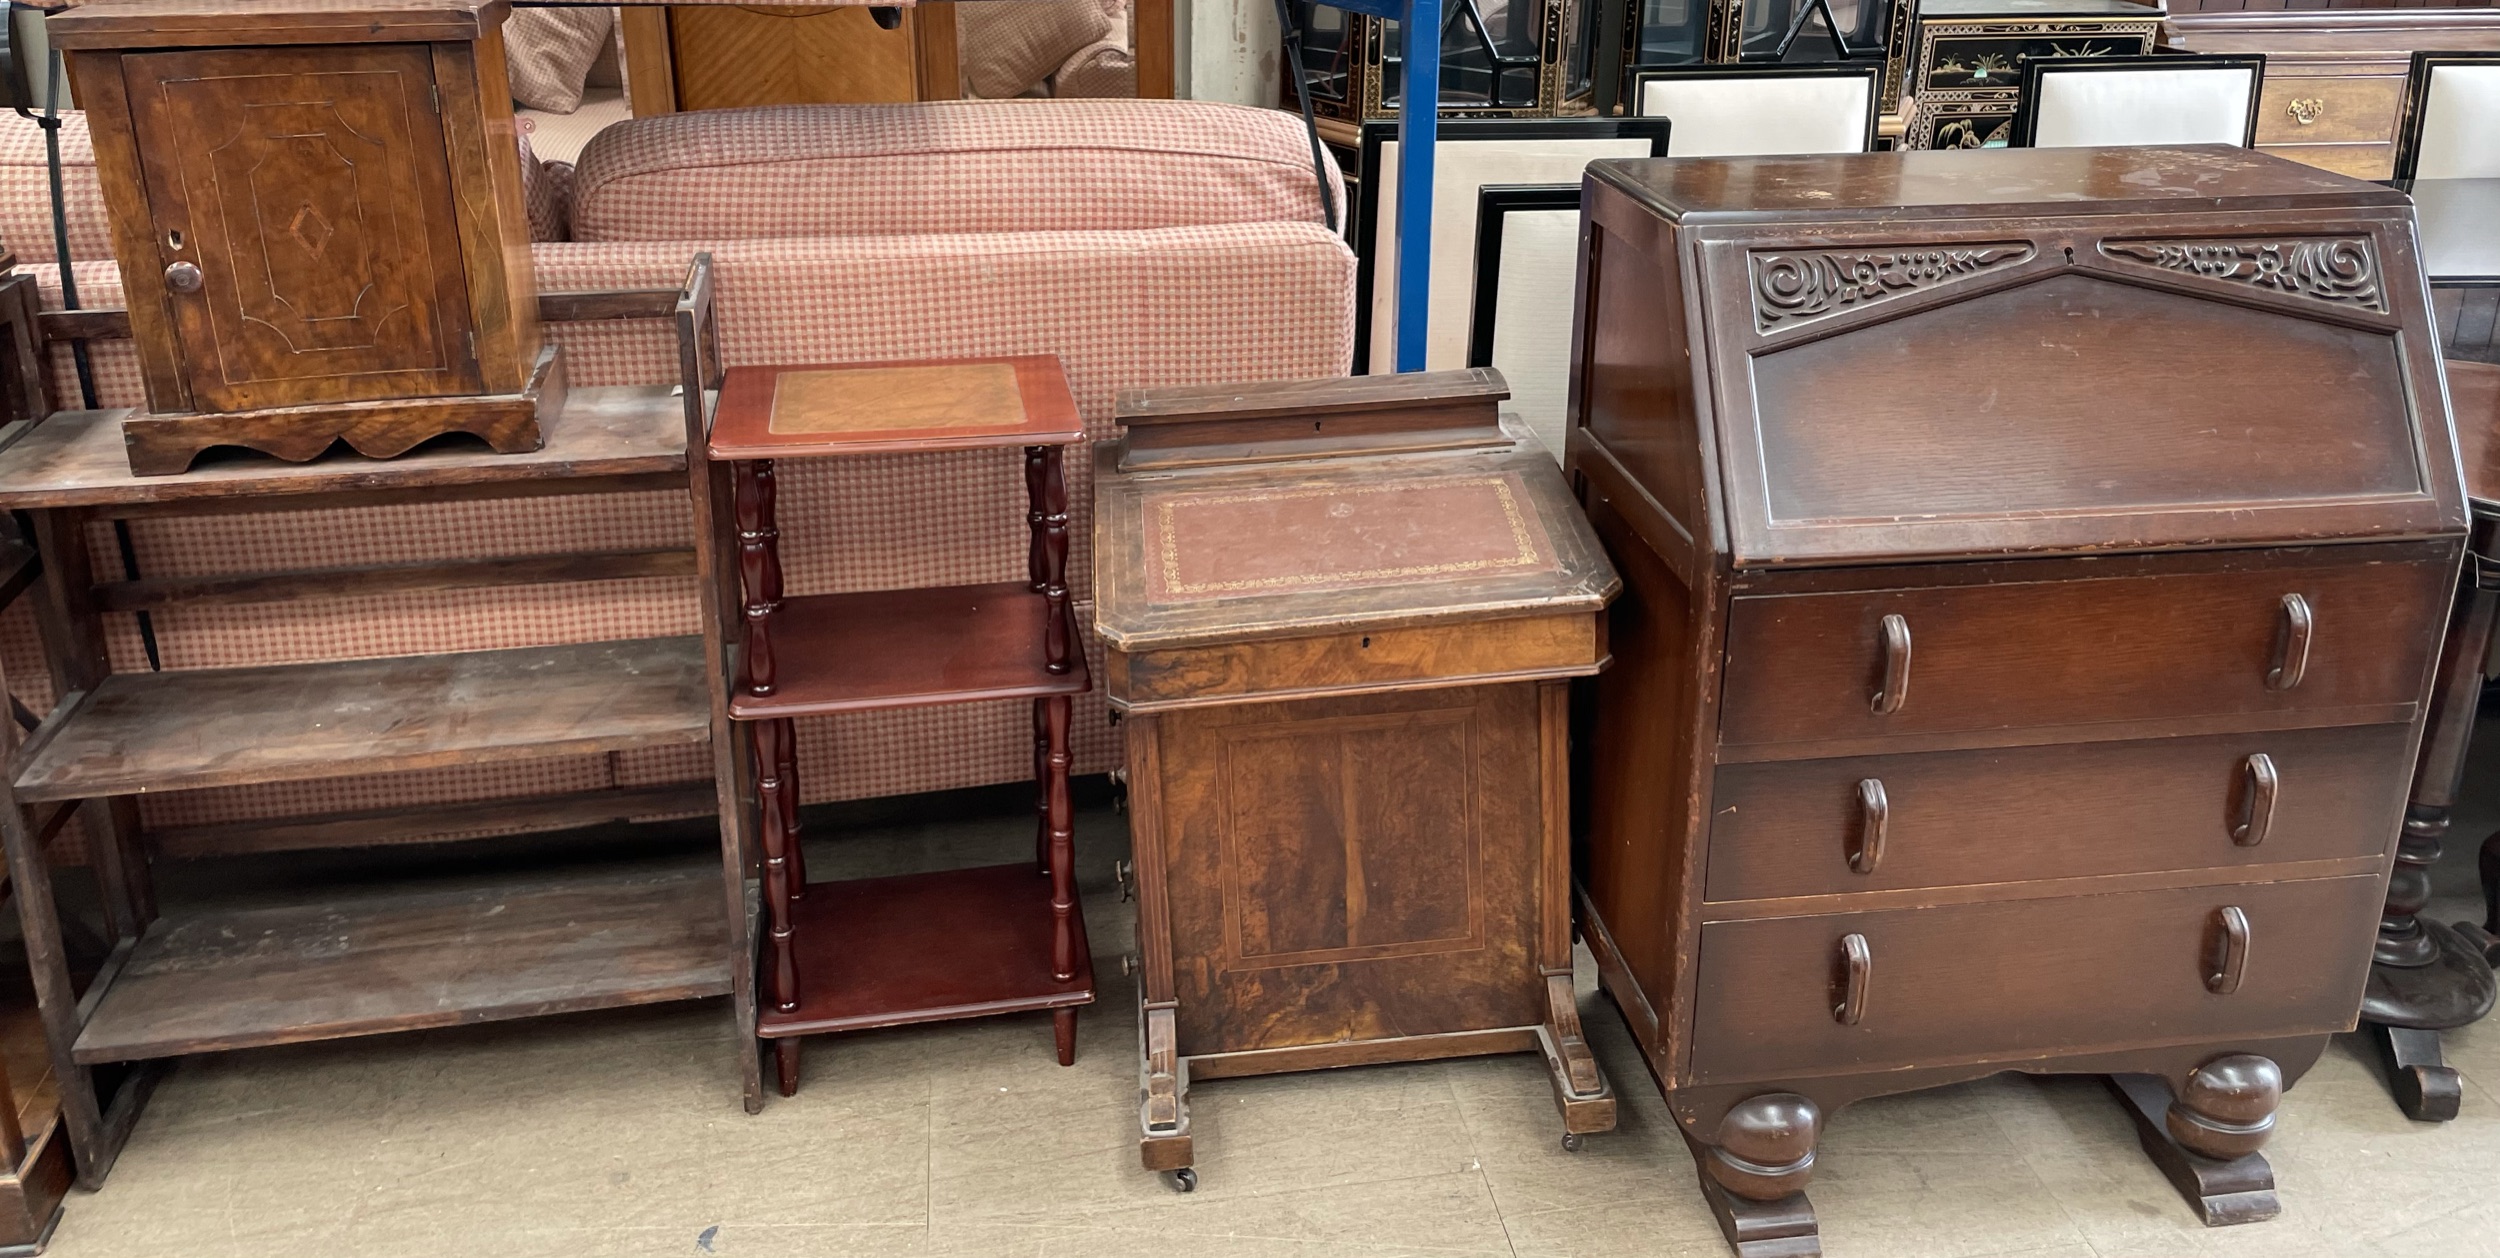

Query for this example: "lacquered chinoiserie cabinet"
[1095,371,1621,1191]
[1566,146,2464,1256]
[49,0,553,475]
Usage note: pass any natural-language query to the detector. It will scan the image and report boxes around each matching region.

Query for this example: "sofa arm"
[569,99,1345,243]
[0,111,111,265]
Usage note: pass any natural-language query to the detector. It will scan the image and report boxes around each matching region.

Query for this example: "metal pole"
[1393,0,1439,372]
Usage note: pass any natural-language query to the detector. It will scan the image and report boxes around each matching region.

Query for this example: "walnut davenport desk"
[1566,146,2463,1256]
[1093,371,1620,1191]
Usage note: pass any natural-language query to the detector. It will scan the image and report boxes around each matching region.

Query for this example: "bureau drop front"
[1566,146,2465,1256]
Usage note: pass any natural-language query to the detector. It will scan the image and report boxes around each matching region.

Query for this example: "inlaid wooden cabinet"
[1566,146,2464,1256]
[120,43,486,410]
[53,0,551,474]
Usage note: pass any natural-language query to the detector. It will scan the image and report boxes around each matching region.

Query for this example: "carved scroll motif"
[2099,238,2384,312]
[1750,245,2035,330]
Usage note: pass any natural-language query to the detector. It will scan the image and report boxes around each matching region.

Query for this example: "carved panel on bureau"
[123,44,479,411]
[1749,244,2034,330]
[2098,237,2384,311]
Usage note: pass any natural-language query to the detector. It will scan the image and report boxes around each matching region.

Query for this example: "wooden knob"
[163,261,203,294]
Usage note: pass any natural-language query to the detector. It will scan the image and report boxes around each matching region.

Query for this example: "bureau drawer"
[2252,73,2404,147]
[1686,874,2381,1084]
[1705,724,2412,902]
[1718,553,2449,751]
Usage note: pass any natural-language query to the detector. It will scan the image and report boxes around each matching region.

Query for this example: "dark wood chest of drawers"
[2163,8,2500,179]
[1565,146,2466,1255]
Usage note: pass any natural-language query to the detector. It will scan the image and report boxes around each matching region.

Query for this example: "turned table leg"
[2362,565,2500,1121]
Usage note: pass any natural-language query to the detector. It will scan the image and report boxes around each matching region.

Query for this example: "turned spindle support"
[1045,692,1079,1065]
[777,717,805,898]
[1031,445,1073,675]
[734,459,784,698]
[754,718,802,1024]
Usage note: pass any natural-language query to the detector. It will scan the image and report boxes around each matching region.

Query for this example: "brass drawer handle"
[1850,778,1888,874]
[2287,97,2325,126]
[1834,933,1872,1024]
[2232,753,2277,847]
[2267,593,2312,691]
[1871,613,1912,714]
[2205,906,2250,995]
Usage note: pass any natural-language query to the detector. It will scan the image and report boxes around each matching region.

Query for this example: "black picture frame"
[2393,50,2500,183]
[1466,184,1582,371]
[1625,63,1882,154]
[1353,116,1670,374]
[2007,52,2266,149]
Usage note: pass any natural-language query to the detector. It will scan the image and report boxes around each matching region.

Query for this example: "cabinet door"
[124,44,480,412]
[1154,684,1548,1056]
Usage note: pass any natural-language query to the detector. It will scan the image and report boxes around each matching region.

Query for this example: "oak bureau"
[1566,145,2464,1255]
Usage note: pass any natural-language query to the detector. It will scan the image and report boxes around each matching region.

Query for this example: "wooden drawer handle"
[2205,906,2250,995]
[1851,778,1888,874]
[2267,594,2311,691]
[2232,754,2277,847]
[1870,614,1912,715]
[1834,933,1872,1024]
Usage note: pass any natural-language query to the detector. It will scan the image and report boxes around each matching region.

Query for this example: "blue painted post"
[1393,0,1439,372]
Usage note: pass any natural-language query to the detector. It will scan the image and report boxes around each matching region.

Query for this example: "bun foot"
[1686,1094,1823,1257]
[2108,1071,2279,1226]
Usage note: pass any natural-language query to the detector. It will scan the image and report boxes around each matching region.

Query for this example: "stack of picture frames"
[1350,117,1670,462]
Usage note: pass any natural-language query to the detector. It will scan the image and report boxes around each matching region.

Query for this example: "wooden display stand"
[1566,147,2463,1255]
[49,0,555,475]
[1093,370,1620,1191]
[0,258,760,1187]
[0,271,74,1256]
[697,355,1095,1097]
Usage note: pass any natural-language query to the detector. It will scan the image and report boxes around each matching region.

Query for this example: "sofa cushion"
[959,0,1111,99]
[505,4,615,114]
[569,98,1342,241]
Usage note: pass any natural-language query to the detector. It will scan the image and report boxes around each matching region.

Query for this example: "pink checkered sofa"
[0,98,1354,849]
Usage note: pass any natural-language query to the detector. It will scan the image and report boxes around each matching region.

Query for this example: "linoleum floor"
[33,731,2500,1258]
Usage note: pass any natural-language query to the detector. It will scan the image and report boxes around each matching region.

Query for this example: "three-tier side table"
[702,355,1097,1096]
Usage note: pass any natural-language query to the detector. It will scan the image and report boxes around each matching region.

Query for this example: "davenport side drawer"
[1718,552,2450,750]
[1705,724,2412,902]
[1686,874,2383,1084]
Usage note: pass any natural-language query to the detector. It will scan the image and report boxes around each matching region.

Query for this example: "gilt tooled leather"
[1139,473,1559,601]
